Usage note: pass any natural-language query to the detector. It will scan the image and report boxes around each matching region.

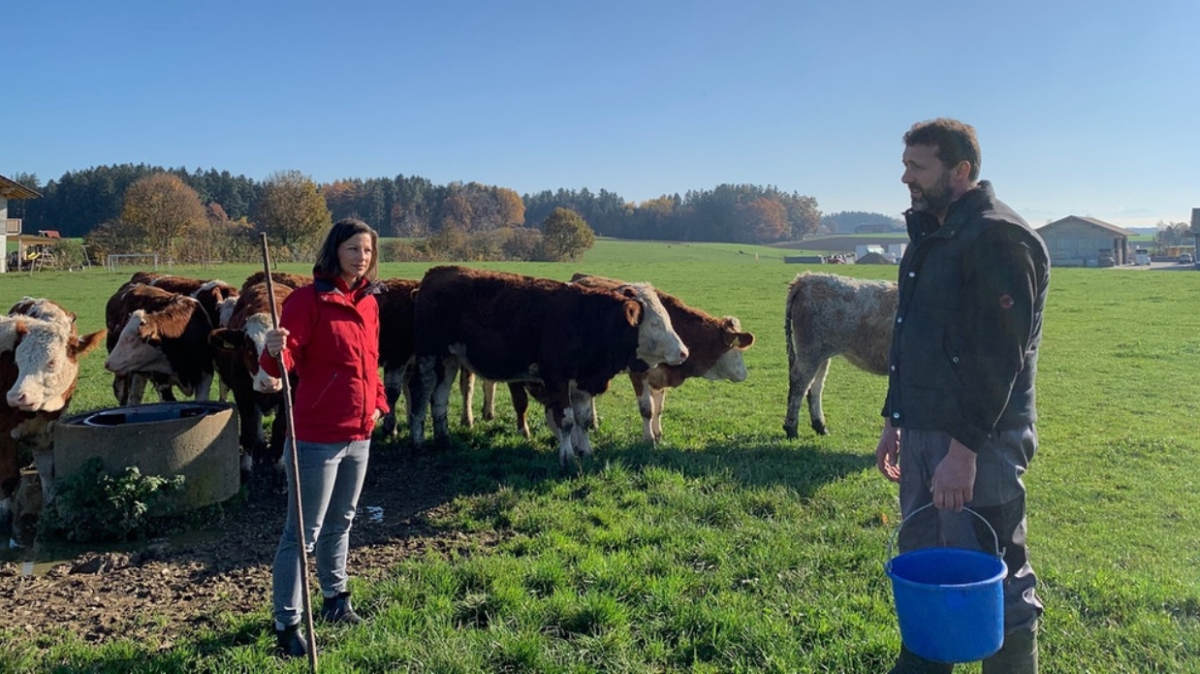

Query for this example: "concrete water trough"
[54,402,241,510]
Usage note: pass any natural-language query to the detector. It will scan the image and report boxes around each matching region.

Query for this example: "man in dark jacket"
[876,118,1050,673]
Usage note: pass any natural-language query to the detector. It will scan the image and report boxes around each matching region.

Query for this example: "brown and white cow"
[570,273,755,443]
[127,272,239,329]
[104,284,216,404]
[376,278,420,439]
[0,311,106,537]
[782,272,896,438]
[408,266,687,466]
[209,282,293,473]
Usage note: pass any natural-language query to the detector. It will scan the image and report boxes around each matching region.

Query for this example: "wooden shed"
[1036,215,1135,267]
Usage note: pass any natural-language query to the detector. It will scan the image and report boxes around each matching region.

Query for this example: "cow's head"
[620,284,688,368]
[104,309,171,375]
[702,316,755,383]
[210,313,282,394]
[3,317,106,412]
[10,297,76,327]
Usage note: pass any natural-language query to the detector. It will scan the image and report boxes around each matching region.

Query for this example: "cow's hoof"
[783,424,798,439]
[810,422,829,436]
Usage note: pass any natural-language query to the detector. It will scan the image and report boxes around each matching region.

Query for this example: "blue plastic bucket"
[885,505,1008,663]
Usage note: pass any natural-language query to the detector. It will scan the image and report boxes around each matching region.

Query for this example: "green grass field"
[1,239,1198,672]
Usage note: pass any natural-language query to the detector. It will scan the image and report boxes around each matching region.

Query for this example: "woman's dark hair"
[903,118,982,182]
[313,218,379,282]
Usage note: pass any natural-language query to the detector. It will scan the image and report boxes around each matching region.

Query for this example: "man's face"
[902,144,954,215]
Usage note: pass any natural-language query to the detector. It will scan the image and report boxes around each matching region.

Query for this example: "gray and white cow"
[782,272,896,438]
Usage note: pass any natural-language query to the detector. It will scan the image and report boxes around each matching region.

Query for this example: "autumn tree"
[121,173,207,259]
[736,197,789,243]
[255,170,332,259]
[540,207,595,262]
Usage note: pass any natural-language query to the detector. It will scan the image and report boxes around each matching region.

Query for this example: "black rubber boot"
[320,591,364,624]
[887,644,954,674]
[982,627,1038,674]
[274,623,309,658]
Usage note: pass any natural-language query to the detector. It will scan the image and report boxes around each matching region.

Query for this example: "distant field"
[1,238,1198,672]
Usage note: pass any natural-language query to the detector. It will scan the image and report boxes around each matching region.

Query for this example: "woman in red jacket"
[261,218,389,657]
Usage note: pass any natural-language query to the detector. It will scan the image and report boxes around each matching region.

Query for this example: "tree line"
[9,165,827,241]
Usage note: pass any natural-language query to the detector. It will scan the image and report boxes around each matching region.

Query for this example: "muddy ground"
[0,446,486,649]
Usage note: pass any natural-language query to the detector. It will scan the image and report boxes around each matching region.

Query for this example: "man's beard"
[911,172,953,214]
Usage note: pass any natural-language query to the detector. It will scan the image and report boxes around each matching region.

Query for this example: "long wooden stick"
[260,234,318,672]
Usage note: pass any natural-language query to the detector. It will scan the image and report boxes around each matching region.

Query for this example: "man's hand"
[875,421,901,482]
[931,438,976,511]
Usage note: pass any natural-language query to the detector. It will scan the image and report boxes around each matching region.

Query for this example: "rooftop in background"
[0,174,41,200]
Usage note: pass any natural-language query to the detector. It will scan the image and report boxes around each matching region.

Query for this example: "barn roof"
[0,174,41,200]
[1037,215,1135,237]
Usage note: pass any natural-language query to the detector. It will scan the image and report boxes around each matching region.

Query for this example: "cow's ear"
[623,300,641,326]
[732,331,755,349]
[72,329,107,358]
[208,328,244,351]
[620,286,638,299]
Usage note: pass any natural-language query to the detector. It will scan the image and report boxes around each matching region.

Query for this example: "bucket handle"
[886,503,1005,567]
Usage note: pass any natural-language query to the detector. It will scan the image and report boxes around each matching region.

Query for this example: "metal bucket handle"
[886,503,1005,570]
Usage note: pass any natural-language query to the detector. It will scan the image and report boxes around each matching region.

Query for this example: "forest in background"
[2,165,895,245]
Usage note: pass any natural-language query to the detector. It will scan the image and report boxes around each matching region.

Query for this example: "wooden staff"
[260,234,318,672]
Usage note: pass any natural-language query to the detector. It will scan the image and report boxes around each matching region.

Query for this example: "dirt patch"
[0,446,482,648]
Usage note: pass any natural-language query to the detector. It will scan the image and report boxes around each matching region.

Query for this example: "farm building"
[0,173,42,274]
[1192,208,1200,251]
[1036,215,1135,267]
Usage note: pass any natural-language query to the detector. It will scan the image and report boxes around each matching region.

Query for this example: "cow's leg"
[0,437,18,536]
[550,404,577,467]
[129,374,150,405]
[382,363,408,438]
[112,374,130,406]
[235,395,263,478]
[631,373,655,442]
[509,383,530,438]
[194,371,214,401]
[482,379,497,421]
[459,369,476,428]
[569,386,594,459]
[650,387,668,443]
[153,373,177,402]
[806,358,833,435]
[408,355,437,451]
[784,350,820,438]
[217,378,230,403]
[430,356,459,449]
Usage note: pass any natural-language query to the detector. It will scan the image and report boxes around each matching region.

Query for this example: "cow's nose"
[676,347,689,364]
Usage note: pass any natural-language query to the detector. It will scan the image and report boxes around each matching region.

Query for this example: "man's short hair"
[904,118,981,182]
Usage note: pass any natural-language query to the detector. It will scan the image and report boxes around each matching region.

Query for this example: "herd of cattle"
[1,267,899,539]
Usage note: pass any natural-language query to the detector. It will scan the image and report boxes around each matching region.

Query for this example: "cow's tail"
[783,282,799,372]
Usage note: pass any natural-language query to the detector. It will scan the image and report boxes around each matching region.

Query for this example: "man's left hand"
[931,438,976,511]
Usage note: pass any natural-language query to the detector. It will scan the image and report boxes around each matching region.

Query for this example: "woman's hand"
[265,327,289,357]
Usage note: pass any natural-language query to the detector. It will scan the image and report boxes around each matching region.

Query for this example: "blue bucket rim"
[886,547,1008,589]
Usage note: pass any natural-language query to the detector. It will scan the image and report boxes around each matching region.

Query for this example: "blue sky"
[8,1,1198,228]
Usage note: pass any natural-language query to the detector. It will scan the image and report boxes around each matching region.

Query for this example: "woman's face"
[337,232,373,284]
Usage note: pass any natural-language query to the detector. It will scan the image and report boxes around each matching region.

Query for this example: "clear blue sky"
[8,1,1198,228]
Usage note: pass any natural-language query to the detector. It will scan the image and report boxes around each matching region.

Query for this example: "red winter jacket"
[260,274,389,443]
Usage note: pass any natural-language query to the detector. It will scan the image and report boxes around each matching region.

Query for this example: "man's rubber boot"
[982,627,1038,674]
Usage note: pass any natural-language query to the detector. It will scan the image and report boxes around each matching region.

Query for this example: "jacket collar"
[904,180,995,242]
[313,272,382,299]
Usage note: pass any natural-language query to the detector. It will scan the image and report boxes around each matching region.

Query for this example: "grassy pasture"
[1,239,1198,672]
